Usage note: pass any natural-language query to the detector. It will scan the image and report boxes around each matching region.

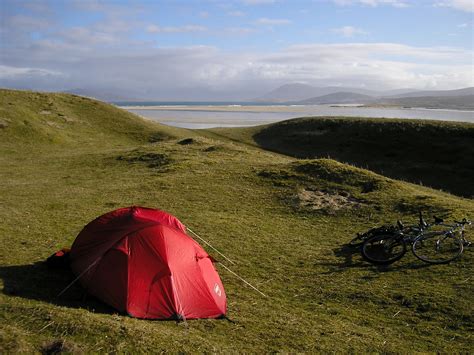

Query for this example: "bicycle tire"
[350,225,399,248]
[362,233,407,265]
[412,232,464,264]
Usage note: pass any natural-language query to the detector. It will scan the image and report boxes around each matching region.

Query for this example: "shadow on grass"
[0,262,115,314]
[315,245,367,273]
[316,244,435,274]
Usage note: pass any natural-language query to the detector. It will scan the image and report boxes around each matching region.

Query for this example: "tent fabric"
[46,248,71,269]
[69,206,226,319]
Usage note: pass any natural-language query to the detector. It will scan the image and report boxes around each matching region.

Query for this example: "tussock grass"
[1,89,473,352]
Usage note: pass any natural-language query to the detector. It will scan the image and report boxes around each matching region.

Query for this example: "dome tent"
[69,206,227,320]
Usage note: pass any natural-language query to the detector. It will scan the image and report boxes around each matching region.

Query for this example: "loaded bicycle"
[350,212,471,265]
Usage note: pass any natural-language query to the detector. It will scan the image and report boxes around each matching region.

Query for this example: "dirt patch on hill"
[116,151,171,170]
[292,188,362,211]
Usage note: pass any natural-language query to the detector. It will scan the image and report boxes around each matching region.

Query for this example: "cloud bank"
[2,39,472,99]
[0,1,472,100]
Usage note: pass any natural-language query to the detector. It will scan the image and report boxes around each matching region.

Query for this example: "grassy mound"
[211,117,474,197]
[1,90,473,352]
[0,89,177,152]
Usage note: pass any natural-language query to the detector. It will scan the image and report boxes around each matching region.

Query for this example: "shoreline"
[121,104,474,128]
[118,105,316,113]
[118,104,474,113]
[362,104,474,112]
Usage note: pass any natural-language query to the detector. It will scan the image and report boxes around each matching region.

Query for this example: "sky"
[0,0,473,100]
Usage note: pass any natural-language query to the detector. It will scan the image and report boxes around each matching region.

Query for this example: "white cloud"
[332,26,368,37]
[6,15,51,30]
[241,0,276,4]
[0,65,63,79]
[435,0,474,12]
[3,39,471,98]
[228,10,246,16]
[333,0,409,8]
[199,11,209,18]
[1,0,472,101]
[147,24,207,33]
[1,6,472,98]
[255,18,291,25]
[225,27,256,35]
[72,0,143,17]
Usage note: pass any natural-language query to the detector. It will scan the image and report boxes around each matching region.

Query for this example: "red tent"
[69,206,227,320]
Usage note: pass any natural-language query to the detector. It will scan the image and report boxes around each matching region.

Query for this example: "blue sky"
[1,0,473,99]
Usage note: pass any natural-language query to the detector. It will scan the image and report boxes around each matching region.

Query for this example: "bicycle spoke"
[362,234,406,265]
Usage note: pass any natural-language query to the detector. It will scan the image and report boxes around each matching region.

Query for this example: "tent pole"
[187,227,236,265]
[170,275,188,326]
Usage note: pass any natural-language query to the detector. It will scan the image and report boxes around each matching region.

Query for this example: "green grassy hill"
[0,89,180,152]
[1,90,473,352]
[210,117,474,198]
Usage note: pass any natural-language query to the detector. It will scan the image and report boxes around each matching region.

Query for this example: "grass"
[210,116,474,198]
[1,89,473,352]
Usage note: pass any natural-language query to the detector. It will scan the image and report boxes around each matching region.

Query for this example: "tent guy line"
[181,227,268,298]
[57,258,100,298]
[187,227,236,265]
[217,263,268,298]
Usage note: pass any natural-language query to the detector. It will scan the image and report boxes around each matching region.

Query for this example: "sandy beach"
[121,104,474,129]
[118,105,315,113]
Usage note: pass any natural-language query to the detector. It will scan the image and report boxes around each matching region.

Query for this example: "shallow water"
[124,105,474,129]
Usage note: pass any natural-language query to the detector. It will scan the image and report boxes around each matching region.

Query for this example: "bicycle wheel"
[412,232,463,264]
[350,226,398,248]
[362,233,407,265]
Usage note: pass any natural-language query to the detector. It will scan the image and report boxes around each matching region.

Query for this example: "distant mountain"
[380,88,421,96]
[386,87,474,99]
[256,83,474,103]
[63,84,474,107]
[294,89,474,109]
[296,92,376,105]
[254,83,378,102]
[377,95,474,110]
[62,86,263,102]
[63,88,138,102]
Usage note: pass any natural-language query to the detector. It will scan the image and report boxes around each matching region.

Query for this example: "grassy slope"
[1,90,473,352]
[210,117,474,198]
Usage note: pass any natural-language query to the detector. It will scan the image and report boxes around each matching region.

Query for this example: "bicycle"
[360,213,471,265]
[348,224,400,248]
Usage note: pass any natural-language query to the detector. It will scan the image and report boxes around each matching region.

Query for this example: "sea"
[114,101,474,129]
